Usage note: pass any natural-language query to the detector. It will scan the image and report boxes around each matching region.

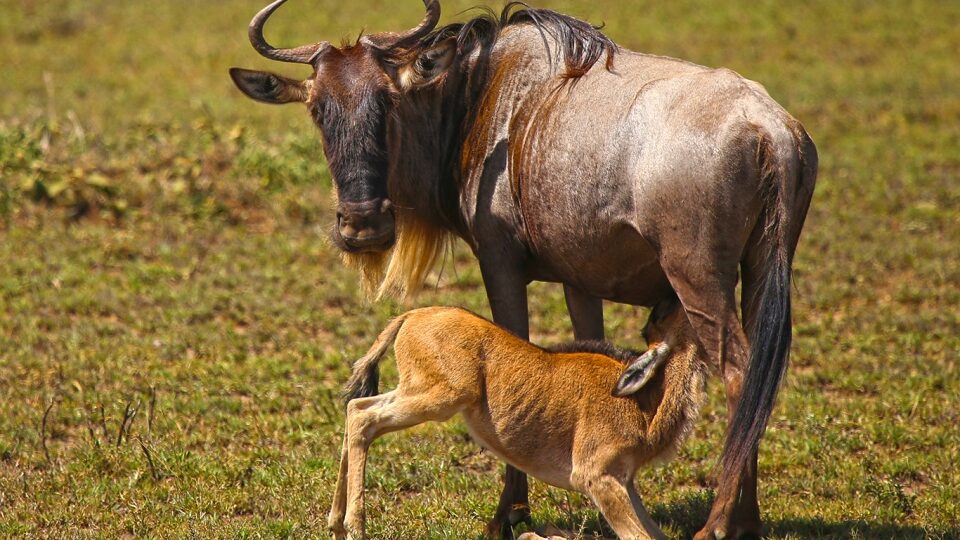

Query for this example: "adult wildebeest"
[230,1,817,538]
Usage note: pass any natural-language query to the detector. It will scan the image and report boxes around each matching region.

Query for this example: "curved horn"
[364,0,441,51]
[248,0,329,64]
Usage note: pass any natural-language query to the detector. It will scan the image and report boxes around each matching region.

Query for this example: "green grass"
[1,0,959,538]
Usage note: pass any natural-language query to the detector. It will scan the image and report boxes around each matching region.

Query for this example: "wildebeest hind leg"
[659,257,760,539]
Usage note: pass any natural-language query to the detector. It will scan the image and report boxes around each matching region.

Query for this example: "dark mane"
[417,2,617,78]
[547,340,640,364]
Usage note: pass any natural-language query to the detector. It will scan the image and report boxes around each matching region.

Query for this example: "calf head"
[613,298,689,397]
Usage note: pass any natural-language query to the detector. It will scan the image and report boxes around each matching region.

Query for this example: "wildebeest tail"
[342,313,409,403]
[719,125,816,480]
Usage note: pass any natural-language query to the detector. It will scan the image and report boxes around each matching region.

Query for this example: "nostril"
[334,199,396,247]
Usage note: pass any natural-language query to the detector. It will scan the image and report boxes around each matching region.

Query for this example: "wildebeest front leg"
[479,259,532,539]
[563,284,604,340]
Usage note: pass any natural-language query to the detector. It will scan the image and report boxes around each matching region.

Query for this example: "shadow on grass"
[486,490,958,540]
[650,491,960,540]
[766,518,959,540]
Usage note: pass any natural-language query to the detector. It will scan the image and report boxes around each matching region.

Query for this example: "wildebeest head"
[230,0,456,255]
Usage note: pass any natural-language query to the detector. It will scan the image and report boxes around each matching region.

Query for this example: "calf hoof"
[516,528,569,540]
[327,523,346,540]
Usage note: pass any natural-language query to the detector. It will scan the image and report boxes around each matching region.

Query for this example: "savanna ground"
[1,0,958,538]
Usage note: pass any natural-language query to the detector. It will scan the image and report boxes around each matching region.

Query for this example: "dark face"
[231,45,399,253]
[230,0,451,255]
[309,46,398,253]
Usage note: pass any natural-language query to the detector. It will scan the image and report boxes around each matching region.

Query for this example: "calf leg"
[479,261,532,539]
[626,484,669,540]
[342,390,465,539]
[584,475,667,540]
[340,393,394,540]
[328,432,350,540]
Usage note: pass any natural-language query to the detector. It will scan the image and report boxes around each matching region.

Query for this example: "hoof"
[693,525,762,540]
[486,503,533,539]
[486,518,516,540]
[508,503,532,526]
[327,522,347,540]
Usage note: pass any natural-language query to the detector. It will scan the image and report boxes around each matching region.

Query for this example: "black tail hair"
[341,314,408,403]
[719,251,792,478]
[718,131,807,480]
[342,361,380,403]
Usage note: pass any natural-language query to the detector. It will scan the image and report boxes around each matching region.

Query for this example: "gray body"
[461,27,787,306]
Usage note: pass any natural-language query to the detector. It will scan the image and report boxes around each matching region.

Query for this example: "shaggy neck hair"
[346,4,617,300]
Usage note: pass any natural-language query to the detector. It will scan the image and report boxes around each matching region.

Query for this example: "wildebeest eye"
[416,56,435,74]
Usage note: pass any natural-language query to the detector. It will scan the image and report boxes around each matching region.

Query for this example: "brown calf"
[328,301,705,539]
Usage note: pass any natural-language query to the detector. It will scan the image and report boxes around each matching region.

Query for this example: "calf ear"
[612,344,670,397]
[229,68,311,104]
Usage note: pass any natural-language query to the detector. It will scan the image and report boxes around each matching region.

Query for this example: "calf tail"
[342,313,409,402]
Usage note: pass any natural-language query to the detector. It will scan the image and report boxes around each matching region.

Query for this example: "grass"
[1,0,959,538]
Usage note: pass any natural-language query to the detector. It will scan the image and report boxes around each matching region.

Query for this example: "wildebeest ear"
[229,68,311,105]
[397,38,457,90]
[612,344,669,397]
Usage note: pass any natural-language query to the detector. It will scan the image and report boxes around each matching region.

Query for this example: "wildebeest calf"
[328,299,705,540]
